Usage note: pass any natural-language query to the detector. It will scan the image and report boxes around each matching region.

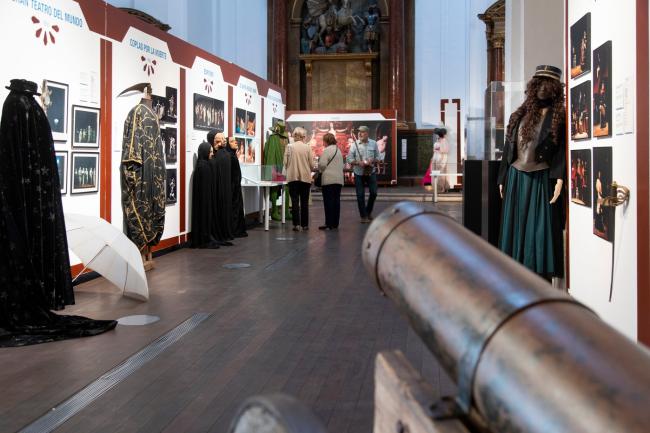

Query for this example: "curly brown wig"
[506,77,566,145]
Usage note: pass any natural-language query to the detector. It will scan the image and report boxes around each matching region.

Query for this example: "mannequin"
[191,142,219,248]
[226,136,248,237]
[498,65,566,279]
[264,121,290,221]
[431,127,449,193]
[208,131,234,245]
[0,79,116,346]
[119,83,166,269]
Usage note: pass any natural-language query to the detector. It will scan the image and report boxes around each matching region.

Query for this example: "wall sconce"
[602,182,630,207]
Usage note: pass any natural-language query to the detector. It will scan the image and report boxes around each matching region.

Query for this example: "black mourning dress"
[0,79,116,347]
[210,147,234,242]
[225,144,247,237]
[190,142,216,248]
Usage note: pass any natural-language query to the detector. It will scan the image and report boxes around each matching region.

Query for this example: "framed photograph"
[236,137,245,163]
[570,81,591,140]
[165,168,177,205]
[570,13,591,79]
[193,93,225,131]
[55,151,68,194]
[570,149,591,207]
[163,127,178,164]
[593,41,612,137]
[71,105,100,148]
[164,86,177,122]
[593,147,614,242]
[70,152,99,194]
[152,94,167,121]
[246,111,256,136]
[235,108,247,135]
[244,139,256,164]
[42,80,68,141]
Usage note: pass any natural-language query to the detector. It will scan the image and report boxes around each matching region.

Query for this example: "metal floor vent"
[20,312,211,433]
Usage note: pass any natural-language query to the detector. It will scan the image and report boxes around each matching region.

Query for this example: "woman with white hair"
[283,126,314,231]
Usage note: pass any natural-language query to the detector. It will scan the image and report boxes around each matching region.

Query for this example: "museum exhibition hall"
[0,0,649,432]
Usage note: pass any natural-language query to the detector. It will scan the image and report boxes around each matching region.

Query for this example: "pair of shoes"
[293,226,301,232]
[360,217,370,223]
[318,225,329,230]
[301,226,309,231]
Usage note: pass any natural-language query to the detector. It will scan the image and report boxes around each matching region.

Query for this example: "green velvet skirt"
[499,166,564,278]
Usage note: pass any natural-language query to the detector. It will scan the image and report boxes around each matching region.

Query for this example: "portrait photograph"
[70,152,99,194]
[593,41,612,137]
[570,81,592,140]
[152,94,168,121]
[593,147,614,242]
[55,151,67,194]
[244,139,256,165]
[42,80,68,141]
[236,137,245,163]
[165,168,177,205]
[246,111,256,136]
[570,13,591,78]
[164,86,178,122]
[235,108,247,135]
[72,105,100,148]
[163,127,178,164]
[193,93,225,131]
[570,149,591,207]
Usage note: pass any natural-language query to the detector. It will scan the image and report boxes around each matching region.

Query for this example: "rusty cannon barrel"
[362,202,650,433]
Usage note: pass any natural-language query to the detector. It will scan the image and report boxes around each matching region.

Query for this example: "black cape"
[226,146,247,236]
[190,142,214,248]
[210,148,233,241]
[0,79,116,347]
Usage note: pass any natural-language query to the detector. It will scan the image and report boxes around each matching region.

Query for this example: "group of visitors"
[283,125,380,231]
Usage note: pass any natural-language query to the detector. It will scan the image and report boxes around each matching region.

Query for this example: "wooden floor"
[0,200,460,433]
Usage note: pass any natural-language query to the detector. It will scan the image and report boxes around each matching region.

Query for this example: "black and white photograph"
[152,94,167,121]
[570,13,591,78]
[570,149,591,207]
[164,86,177,122]
[593,41,612,137]
[70,152,99,194]
[571,81,591,140]
[235,108,246,135]
[163,127,178,164]
[193,93,225,131]
[42,80,68,141]
[165,168,177,205]
[246,111,256,136]
[55,151,68,194]
[593,147,614,242]
[72,105,100,148]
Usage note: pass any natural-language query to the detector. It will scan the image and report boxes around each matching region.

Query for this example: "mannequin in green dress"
[265,120,291,220]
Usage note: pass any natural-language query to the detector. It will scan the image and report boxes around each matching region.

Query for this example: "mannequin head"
[228,136,238,150]
[507,73,565,145]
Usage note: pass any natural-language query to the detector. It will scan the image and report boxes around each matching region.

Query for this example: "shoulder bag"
[314,147,338,187]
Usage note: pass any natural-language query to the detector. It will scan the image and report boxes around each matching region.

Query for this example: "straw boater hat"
[533,65,562,81]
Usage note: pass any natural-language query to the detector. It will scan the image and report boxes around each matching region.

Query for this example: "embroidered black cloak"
[225,144,247,237]
[120,102,166,250]
[0,79,116,347]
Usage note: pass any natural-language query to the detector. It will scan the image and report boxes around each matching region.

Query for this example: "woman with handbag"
[283,126,314,231]
[317,133,344,230]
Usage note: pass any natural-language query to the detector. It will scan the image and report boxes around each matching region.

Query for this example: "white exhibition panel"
[0,0,101,265]
[109,27,181,240]
[234,76,262,213]
[567,0,638,340]
[264,88,286,136]
[185,56,229,231]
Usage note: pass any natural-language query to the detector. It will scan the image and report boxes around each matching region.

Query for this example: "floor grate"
[19,312,211,433]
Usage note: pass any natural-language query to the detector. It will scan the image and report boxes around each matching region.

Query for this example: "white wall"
[567,0,638,341]
[105,0,268,79]
[415,0,493,160]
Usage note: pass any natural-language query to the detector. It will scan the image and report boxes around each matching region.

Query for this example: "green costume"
[264,121,290,220]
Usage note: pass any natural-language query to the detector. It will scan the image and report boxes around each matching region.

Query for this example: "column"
[270,0,288,91]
